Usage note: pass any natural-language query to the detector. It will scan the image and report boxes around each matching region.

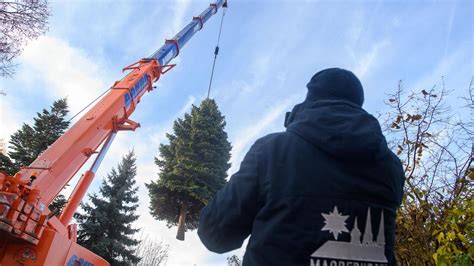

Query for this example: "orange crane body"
[0,1,227,265]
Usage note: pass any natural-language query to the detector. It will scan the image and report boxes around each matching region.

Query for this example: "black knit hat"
[306,68,364,107]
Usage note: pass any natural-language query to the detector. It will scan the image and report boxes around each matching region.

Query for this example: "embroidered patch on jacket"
[310,206,388,266]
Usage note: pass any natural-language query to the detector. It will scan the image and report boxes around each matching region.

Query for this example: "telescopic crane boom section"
[0,1,227,265]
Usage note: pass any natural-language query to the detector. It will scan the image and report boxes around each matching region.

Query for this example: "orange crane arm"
[0,1,227,265]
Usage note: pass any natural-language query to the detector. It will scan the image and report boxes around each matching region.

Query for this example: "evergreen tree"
[0,98,69,174]
[0,153,15,175]
[7,124,36,172]
[75,151,140,265]
[0,98,69,215]
[48,194,67,216]
[147,99,232,240]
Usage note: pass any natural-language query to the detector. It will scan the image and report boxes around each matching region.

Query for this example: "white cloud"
[170,0,193,36]
[352,39,390,81]
[150,95,196,146]
[410,50,465,92]
[0,35,110,145]
[20,36,109,114]
[178,95,197,116]
[0,97,22,141]
[444,1,457,58]
[229,94,299,174]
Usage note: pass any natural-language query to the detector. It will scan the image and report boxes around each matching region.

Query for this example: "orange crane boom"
[0,1,227,265]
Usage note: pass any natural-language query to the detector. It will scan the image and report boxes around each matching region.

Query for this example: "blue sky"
[0,0,472,265]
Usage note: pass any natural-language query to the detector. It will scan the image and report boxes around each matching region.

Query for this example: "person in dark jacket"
[198,68,405,266]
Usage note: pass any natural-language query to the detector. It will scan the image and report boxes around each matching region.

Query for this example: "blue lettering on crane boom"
[67,255,95,266]
[124,74,150,107]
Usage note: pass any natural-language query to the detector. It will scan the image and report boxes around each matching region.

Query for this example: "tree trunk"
[176,201,188,241]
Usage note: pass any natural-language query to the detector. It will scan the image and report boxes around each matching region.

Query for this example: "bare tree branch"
[383,77,473,263]
[133,233,169,266]
[0,0,50,77]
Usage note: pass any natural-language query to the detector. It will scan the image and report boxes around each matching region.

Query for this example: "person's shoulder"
[389,150,405,179]
[249,132,297,154]
[254,132,288,146]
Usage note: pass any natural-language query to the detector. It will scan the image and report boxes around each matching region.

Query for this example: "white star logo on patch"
[321,206,349,240]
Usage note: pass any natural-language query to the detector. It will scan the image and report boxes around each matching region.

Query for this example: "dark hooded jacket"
[198,71,405,266]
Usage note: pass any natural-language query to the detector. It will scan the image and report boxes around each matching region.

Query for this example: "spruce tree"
[0,153,16,175]
[75,151,140,265]
[48,194,67,216]
[0,98,69,174]
[147,99,231,240]
[0,98,69,215]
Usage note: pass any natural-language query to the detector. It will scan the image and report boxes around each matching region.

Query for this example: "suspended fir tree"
[75,151,140,265]
[147,99,231,241]
[0,98,70,215]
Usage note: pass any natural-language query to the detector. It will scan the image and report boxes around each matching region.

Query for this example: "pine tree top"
[76,150,141,265]
[1,98,70,175]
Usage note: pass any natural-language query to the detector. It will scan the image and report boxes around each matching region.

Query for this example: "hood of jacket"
[286,100,390,161]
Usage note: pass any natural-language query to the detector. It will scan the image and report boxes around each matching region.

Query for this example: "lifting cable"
[71,4,227,122]
[67,87,111,122]
[206,5,227,99]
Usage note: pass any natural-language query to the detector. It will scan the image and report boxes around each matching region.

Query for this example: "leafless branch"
[133,233,169,266]
[383,77,473,263]
[0,0,50,77]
